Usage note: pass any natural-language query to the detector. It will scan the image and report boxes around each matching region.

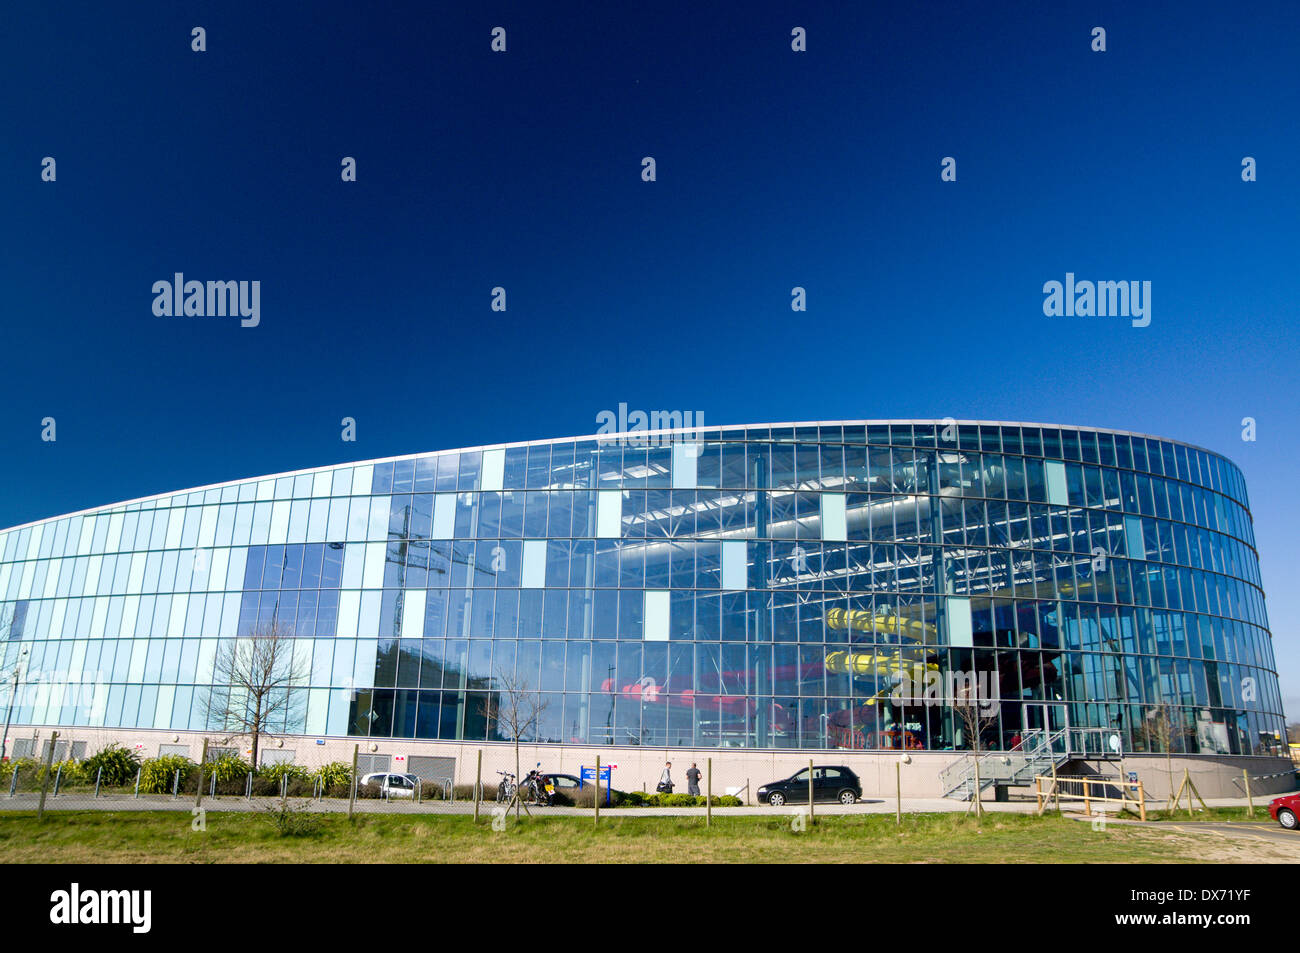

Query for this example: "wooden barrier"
[1035,775,1146,821]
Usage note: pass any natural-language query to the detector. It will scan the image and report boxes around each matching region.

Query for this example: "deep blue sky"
[1,1,1297,716]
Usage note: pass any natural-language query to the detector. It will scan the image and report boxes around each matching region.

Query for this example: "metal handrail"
[940,726,1124,798]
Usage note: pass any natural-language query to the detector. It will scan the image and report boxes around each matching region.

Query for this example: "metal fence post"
[133,766,141,799]
[195,738,208,810]
[348,743,358,820]
[37,730,58,821]
[53,763,64,797]
[245,771,252,800]
[706,757,712,828]
[8,769,17,798]
[94,766,103,799]
[172,768,180,799]
[594,755,600,827]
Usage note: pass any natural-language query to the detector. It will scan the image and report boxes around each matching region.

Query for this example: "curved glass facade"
[0,421,1286,756]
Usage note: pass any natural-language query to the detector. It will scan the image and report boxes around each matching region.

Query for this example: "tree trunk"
[251,698,262,772]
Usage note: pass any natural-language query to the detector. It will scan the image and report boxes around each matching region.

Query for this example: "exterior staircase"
[940,727,1119,800]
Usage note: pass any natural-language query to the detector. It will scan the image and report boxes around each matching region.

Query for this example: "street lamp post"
[1,647,31,762]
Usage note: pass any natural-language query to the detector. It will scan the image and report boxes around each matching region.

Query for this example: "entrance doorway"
[1021,702,1070,754]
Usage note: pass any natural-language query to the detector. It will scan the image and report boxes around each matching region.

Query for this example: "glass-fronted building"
[0,421,1287,758]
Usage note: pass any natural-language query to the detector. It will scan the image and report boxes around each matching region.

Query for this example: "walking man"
[657,761,674,794]
[686,762,701,796]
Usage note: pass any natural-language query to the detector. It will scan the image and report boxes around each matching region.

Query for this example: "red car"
[1268,793,1299,831]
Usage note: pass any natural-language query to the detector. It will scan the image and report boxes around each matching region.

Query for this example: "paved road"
[1062,812,1300,852]
[1152,821,1300,848]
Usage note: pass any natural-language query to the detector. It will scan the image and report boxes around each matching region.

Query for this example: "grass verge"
[0,808,1258,864]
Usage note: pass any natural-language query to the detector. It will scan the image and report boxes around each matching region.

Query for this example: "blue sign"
[579,766,613,805]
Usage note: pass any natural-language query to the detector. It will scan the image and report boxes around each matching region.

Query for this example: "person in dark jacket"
[686,762,702,796]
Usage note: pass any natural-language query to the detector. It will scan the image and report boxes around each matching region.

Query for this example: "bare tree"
[0,604,29,761]
[201,620,307,770]
[483,669,548,818]
[953,689,999,817]
[1142,702,1194,809]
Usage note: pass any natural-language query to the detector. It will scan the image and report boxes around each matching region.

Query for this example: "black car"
[540,772,624,805]
[758,766,862,806]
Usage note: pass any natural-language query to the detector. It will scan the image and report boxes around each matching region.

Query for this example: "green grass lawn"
[0,808,1255,863]
[1128,806,1275,823]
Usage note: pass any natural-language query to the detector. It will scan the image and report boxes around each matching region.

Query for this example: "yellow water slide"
[823,649,937,678]
[824,607,935,641]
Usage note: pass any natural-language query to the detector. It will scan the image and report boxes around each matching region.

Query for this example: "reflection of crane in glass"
[388,502,501,582]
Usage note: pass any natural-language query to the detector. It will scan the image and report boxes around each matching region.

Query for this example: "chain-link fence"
[1,732,801,823]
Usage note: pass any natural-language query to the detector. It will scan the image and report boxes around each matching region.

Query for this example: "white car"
[359,772,420,798]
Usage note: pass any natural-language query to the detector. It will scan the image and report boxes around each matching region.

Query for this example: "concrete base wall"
[8,724,1294,801]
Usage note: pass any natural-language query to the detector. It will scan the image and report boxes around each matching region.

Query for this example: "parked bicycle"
[496,771,516,803]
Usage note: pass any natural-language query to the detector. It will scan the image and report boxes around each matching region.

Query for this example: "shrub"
[206,752,251,786]
[559,787,619,808]
[547,787,642,808]
[261,799,322,837]
[202,752,253,795]
[139,755,195,794]
[357,781,383,799]
[50,759,88,787]
[251,771,312,798]
[259,762,310,784]
[548,787,583,807]
[0,756,43,785]
[324,780,352,799]
[642,793,727,807]
[0,756,88,787]
[313,761,352,791]
[81,743,141,787]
